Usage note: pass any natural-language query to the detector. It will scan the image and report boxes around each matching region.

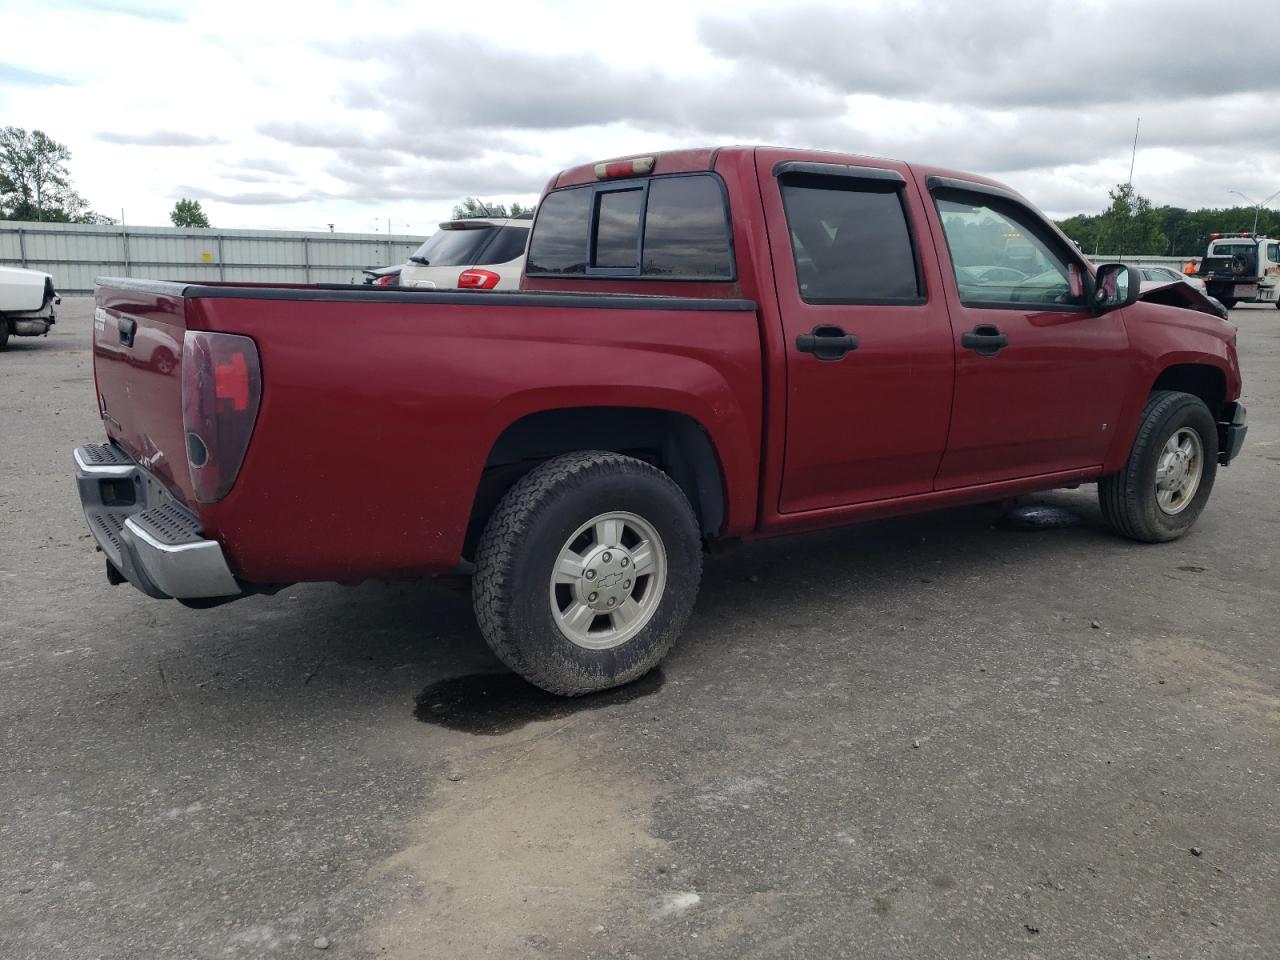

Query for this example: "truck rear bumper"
[74,443,241,601]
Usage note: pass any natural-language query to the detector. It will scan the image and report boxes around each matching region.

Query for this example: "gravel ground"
[1,297,1277,959]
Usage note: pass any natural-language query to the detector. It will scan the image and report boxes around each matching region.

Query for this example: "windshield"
[410,227,495,267]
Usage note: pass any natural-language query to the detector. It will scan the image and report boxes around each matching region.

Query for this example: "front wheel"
[1098,390,1218,543]
[472,451,703,695]
[0,320,10,351]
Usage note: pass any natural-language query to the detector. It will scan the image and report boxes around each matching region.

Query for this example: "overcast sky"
[2,0,1277,235]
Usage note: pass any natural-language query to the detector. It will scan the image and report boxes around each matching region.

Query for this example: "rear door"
[756,151,956,512]
[923,177,1129,488]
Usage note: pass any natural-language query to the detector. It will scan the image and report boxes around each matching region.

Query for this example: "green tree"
[1098,183,1166,256]
[0,126,110,223]
[170,197,210,228]
[451,197,535,219]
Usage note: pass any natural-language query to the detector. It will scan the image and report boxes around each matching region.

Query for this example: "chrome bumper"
[74,443,241,600]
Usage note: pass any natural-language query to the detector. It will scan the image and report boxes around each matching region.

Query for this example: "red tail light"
[181,331,262,503]
[458,269,500,289]
[376,274,397,286]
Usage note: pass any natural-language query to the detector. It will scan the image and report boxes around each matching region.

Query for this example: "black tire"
[1220,296,1237,310]
[472,451,702,696]
[0,320,10,351]
[1098,390,1219,543]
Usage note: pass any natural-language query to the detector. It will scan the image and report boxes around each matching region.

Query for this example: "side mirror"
[1092,263,1141,312]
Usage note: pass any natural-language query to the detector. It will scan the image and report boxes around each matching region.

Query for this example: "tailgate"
[93,280,195,505]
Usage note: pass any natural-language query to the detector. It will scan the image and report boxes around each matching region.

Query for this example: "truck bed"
[90,279,764,585]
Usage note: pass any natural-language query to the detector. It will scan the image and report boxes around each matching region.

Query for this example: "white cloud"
[1,0,1277,231]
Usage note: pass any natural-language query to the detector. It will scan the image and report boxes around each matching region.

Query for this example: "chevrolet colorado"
[76,146,1248,694]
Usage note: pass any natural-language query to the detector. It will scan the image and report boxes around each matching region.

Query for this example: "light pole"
[1228,188,1280,235]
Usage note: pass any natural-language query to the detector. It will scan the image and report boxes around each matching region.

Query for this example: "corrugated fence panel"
[0,221,428,293]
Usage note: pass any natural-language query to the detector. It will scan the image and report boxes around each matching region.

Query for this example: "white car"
[0,266,58,350]
[1138,264,1207,294]
[399,216,531,291]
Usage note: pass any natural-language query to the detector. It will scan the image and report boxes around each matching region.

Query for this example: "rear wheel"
[1220,296,1237,309]
[1098,390,1218,543]
[472,451,702,695]
[0,320,10,351]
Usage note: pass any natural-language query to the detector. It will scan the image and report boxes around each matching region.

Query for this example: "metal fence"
[0,221,429,294]
[3,220,1204,296]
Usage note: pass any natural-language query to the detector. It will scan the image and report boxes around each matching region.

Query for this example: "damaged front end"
[1139,281,1229,319]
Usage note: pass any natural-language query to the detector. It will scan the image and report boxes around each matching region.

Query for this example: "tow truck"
[1194,232,1280,309]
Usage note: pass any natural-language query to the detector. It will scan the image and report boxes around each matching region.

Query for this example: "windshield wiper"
[409,256,430,265]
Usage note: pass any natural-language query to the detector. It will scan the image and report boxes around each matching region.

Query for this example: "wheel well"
[463,408,726,559]
[1152,365,1226,417]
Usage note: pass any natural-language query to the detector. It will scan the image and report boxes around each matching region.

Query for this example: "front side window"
[779,177,921,303]
[526,173,733,279]
[1268,242,1280,264]
[935,195,1084,307]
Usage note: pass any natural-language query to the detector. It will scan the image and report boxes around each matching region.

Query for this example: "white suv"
[399,216,531,290]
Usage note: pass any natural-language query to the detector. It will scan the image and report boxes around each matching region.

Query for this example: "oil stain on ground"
[995,503,1083,531]
[414,668,664,735]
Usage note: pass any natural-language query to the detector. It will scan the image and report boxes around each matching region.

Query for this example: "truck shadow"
[212,489,1108,732]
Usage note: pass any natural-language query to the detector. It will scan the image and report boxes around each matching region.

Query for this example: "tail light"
[376,274,397,286]
[181,331,262,503]
[458,269,500,289]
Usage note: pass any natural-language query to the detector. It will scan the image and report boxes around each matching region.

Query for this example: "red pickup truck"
[77,146,1247,695]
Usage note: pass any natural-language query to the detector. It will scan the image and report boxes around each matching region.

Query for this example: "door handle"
[796,324,859,361]
[960,325,1008,356]
[117,316,137,347]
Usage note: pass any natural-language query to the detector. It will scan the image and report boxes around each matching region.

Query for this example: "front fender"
[1102,302,1239,473]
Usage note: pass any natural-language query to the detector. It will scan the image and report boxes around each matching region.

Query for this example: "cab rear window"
[526,173,734,279]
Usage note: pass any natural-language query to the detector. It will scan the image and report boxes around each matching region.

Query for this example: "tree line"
[1055,182,1280,258]
[7,127,1273,251]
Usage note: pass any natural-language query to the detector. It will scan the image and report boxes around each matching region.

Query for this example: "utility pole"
[1228,188,1280,235]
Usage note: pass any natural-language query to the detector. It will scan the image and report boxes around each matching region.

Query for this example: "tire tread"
[472,451,700,695]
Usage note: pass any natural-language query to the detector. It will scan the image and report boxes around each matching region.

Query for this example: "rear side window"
[410,226,494,267]
[779,176,921,303]
[526,173,733,279]
[475,225,529,265]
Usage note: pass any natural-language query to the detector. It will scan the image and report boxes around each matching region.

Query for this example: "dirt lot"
[2,298,1277,959]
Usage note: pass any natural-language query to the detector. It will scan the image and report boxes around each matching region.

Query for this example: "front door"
[924,181,1129,489]
[757,152,956,513]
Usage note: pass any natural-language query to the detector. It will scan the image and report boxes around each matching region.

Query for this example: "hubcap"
[549,511,666,650]
[1154,427,1204,515]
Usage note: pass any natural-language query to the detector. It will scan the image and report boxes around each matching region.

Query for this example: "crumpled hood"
[1138,280,1228,319]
